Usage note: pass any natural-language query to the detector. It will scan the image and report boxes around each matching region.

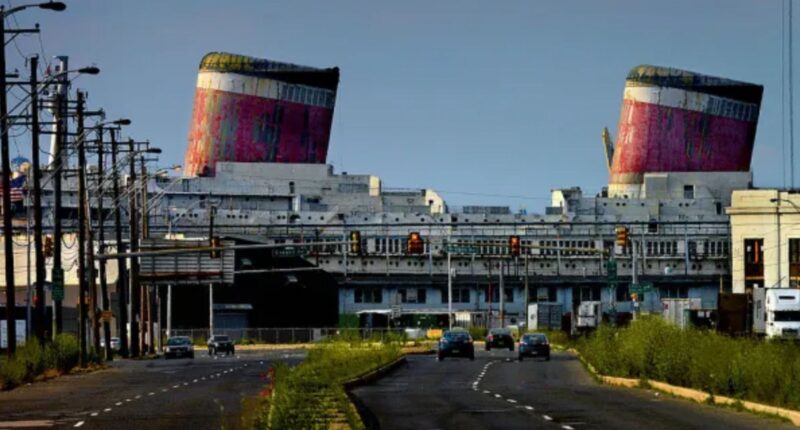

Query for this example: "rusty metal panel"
[610,65,763,185]
[139,238,234,285]
[184,52,340,177]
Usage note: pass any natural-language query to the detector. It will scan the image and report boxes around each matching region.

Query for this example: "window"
[441,288,470,303]
[648,220,658,233]
[616,285,631,302]
[484,287,514,303]
[774,311,800,322]
[660,286,688,299]
[579,287,601,301]
[534,287,557,302]
[399,288,426,304]
[744,238,765,289]
[354,288,382,303]
[683,185,694,199]
[791,239,800,287]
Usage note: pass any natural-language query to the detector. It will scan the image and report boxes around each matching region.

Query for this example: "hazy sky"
[4,0,791,210]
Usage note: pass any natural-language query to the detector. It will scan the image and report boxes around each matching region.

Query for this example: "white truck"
[576,301,601,330]
[753,288,800,339]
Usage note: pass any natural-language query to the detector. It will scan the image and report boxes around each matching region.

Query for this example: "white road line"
[162,388,168,392]
[183,382,189,386]
[90,412,98,417]
[193,379,198,383]
[543,415,553,421]
[507,399,517,404]
[135,395,141,399]
[524,405,534,410]
[148,392,155,396]
[103,408,112,413]
[115,402,122,406]
[74,421,85,428]
[125,399,131,402]
[483,390,491,394]
[494,394,502,398]
[562,426,574,430]
[173,385,179,388]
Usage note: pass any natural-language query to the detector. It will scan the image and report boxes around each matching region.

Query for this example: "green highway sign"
[630,281,654,295]
[446,245,480,254]
[51,267,64,302]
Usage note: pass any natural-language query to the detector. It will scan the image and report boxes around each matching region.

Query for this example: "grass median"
[574,316,800,411]
[247,340,402,430]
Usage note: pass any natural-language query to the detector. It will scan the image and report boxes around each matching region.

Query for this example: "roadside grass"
[0,334,95,390]
[249,341,402,430]
[575,316,800,411]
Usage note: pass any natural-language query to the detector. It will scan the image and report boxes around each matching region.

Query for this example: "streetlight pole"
[0,0,66,357]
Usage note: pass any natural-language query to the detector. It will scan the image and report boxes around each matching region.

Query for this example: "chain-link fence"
[164,327,414,344]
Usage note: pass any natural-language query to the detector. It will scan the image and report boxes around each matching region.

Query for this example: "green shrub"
[577,317,800,410]
[255,341,401,429]
[468,326,487,341]
[52,334,79,372]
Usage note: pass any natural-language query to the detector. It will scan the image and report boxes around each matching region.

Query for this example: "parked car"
[437,330,475,361]
[518,333,550,361]
[485,328,515,351]
[164,336,195,359]
[100,337,120,351]
[208,335,235,356]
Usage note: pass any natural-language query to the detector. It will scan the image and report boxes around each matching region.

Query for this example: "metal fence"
[165,327,412,344]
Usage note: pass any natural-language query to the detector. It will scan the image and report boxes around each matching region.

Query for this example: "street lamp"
[1,0,66,357]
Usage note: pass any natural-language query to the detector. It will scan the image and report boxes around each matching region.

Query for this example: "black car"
[207,335,235,356]
[485,328,515,351]
[165,336,195,359]
[437,330,475,361]
[518,333,551,361]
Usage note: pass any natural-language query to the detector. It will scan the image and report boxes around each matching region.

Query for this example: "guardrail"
[164,327,416,343]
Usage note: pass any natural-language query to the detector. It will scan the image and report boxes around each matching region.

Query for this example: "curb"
[562,347,800,427]
[343,356,407,390]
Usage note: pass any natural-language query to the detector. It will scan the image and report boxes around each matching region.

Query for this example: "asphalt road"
[352,348,797,430]
[0,349,305,429]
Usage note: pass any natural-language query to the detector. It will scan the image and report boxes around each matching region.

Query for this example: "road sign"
[51,267,64,302]
[101,310,113,322]
[630,282,654,295]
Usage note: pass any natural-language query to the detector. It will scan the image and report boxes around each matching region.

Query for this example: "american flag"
[0,175,26,202]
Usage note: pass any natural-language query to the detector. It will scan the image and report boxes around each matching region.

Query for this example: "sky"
[2,0,792,211]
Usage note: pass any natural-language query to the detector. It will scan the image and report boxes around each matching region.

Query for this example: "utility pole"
[76,91,88,367]
[447,246,452,330]
[140,155,152,353]
[52,89,65,336]
[524,253,529,329]
[0,9,17,356]
[96,127,112,361]
[499,260,505,327]
[128,138,140,357]
[29,55,46,343]
[208,206,216,338]
[110,130,128,357]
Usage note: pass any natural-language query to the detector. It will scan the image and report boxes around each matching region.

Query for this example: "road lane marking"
[173,385,179,388]
[494,394,502,398]
[115,402,122,406]
[562,426,574,430]
[90,412,98,417]
[148,392,155,396]
[543,415,553,421]
[483,390,491,394]
[507,399,517,404]
[193,379,198,383]
[104,408,112,412]
[162,388,168,392]
[524,405,534,410]
[183,382,189,386]
[135,395,141,399]
[74,421,84,428]
[125,399,131,402]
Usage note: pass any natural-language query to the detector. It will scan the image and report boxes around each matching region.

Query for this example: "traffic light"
[630,292,639,302]
[615,226,628,247]
[407,232,424,254]
[509,235,521,256]
[349,231,362,254]
[44,236,54,258]
[210,236,221,259]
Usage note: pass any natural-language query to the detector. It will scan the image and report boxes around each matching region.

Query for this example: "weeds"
[577,317,800,410]
[0,334,85,390]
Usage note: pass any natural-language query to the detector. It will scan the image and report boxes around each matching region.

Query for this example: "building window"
[354,288,382,304]
[660,286,688,299]
[790,239,800,287]
[441,288,470,303]
[744,238,765,289]
[399,288,426,304]
[579,286,601,301]
[484,287,514,303]
[534,287,557,302]
[683,185,694,199]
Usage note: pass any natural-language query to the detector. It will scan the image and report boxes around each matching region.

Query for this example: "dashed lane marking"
[494,394,502,399]
[74,421,84,428]
[562,426,574,430]
[543,415,553,421]
[115,402,122,406]
[507,399,517,404]
[103,408,111,413]
[125,399,131,403]
[172,385,179,388]
[524,406,534,411]
[148,392,155,396]
[90,412,98,417]
[483,390,491,394]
